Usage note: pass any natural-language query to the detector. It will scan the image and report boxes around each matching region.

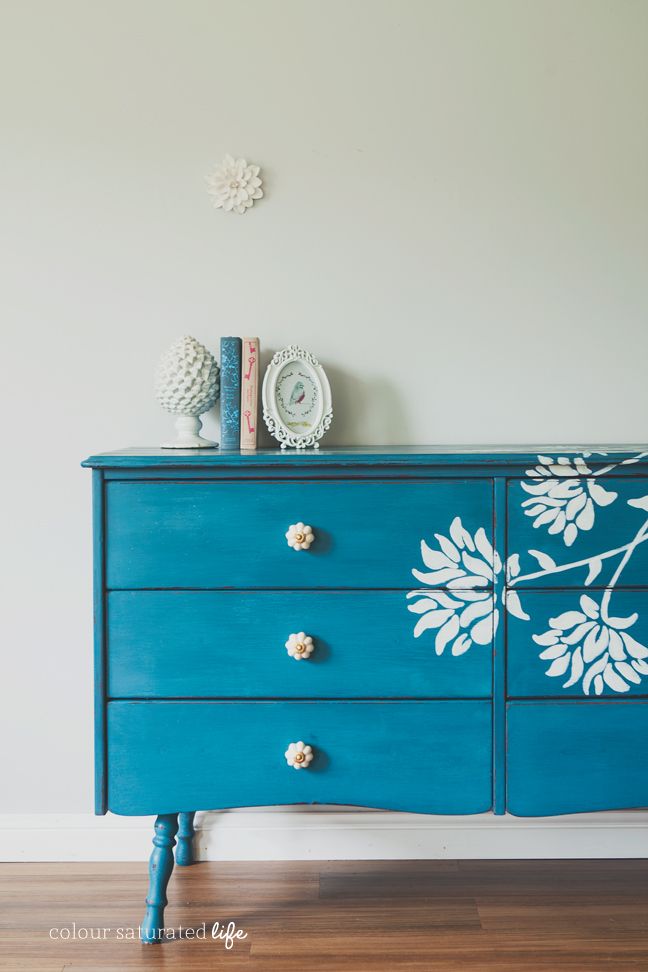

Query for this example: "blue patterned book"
[220,336,242,449]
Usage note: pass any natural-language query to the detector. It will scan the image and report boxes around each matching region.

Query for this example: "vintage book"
[240,337,259,449]
[220,336,242,449]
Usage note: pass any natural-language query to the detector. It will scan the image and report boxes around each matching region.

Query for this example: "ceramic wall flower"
[206,155,263,214]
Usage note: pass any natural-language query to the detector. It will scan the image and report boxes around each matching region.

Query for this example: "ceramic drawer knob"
[286,522,315,551]
[286,632,315,660]
[285,741,314,769]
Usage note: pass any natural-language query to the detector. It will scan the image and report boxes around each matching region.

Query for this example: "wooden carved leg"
[141,813,179,943]
[176,811,197,866]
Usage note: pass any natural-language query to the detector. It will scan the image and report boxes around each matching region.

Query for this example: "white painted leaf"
[583,625,608,662]
[589,482,617,506]
[562,620,596,645]
[615,661,641,684]
[603,663,629,693]
[449,517,465,549]
[505,590,530,620]
[451,633,472,656]
[594,674,604,695]
[547,481,581,499]
[565,493,587,520]
[459,598,492,627]
[548,610,586,630]
[523,504,548,516]
[533,508,560,528]
[585,557,602,585]
[607,630,626,661]
[533,631,560,646]
[528,549,556,570]
[411,567,465,586]
[413,609,454,638]
[408,598,440,615]
[474,527,495,566]
[548,511,567,535]
[507,553,521,578]
[521,482,554,496]
[461,526,476,551]
[420,540,454,570]
[627,494,648,512]
[579,594,600,619]
[435,533,460,563]
[606,613,638,630]
[563,647,584,688]
[582,653,608,695]
[435,615,460,656]
[471,614,493,645]
[620,632,648,658]
[632,659,648,674]
[575,498,595,531]
[461,552,493,580]
[539,643,568,660]
[563,523,578,546]
[546,654,570,677]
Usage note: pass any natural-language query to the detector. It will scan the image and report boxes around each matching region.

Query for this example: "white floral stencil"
[408,517,500,656]
[521,456,617,546]
[533,593,648,695]
[407,452,648,697]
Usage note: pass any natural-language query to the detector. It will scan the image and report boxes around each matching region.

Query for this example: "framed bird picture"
[262,345,333,449]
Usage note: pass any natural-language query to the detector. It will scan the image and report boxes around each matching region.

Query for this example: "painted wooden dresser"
[83,446,648,941]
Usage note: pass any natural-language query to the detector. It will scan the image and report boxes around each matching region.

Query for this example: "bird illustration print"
[290,381,306,406]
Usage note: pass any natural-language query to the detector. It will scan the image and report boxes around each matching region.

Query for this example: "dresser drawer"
[507,475,648,588]
[107,591,492,698]
[105,480,493,589]
[507,590,648,698]
[107,700,492,815]
[507,701,648,815]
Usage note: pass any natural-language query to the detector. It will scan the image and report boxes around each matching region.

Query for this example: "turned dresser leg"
[141,813,179,943]
[176,811,197,866]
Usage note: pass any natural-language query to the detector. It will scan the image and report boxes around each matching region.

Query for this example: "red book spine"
[240,337,259,449]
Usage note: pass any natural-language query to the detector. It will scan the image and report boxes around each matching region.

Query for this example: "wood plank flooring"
[1,860,647,971]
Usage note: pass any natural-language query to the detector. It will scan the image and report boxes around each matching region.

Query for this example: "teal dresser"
[83,446,648,941]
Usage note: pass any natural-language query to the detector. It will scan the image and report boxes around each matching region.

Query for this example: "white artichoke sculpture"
[156,336,220,449]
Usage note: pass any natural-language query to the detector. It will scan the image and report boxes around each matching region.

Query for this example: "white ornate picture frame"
[262,345,333,449]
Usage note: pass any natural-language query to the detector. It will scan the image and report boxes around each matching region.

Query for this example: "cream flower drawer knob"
[286,522,315,550]
[285,741,314,769]
[285,632,315,660]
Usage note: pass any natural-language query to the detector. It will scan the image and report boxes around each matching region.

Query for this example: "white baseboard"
[2,808,648,861]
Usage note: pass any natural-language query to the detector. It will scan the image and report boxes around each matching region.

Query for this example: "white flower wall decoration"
[206,155,263,214]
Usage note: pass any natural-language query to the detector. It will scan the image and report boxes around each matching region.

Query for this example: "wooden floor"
[1,860,647,971]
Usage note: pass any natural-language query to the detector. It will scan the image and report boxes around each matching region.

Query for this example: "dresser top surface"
[82,445,648,469]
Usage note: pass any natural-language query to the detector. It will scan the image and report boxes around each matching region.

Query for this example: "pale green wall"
[1,0,647,810]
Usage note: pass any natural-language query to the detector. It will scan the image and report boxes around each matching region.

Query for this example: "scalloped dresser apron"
[83,446,648,942]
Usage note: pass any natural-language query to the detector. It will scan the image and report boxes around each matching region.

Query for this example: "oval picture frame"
[262,345,333,449]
